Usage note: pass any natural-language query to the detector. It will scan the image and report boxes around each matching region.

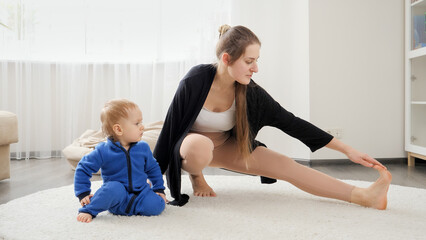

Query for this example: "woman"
[153,25,391,208]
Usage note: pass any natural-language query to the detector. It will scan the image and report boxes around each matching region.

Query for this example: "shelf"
[407,151,426,166]
[409,47,426,59]
[412,101,426,105]
[406,144,426,156]
[411,0,426,7]
[406,0,426,159]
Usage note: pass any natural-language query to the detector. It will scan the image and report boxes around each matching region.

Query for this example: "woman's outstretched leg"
[210,138,392,209]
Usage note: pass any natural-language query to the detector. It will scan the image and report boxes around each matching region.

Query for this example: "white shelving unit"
[405,0,426,166]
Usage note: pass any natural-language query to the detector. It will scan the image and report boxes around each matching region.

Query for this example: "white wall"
[4,0,405,160]
[230,0,404,160]
[230,0,311,159]
[309,0,405,159]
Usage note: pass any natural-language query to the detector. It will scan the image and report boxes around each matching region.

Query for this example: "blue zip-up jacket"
[74,138,165,201]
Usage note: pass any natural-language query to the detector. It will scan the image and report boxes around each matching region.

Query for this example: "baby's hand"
[80,194,93,207]
[156,193,168,203]
[77,212,93,223]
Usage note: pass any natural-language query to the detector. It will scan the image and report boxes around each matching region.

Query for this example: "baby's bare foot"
[189,174,217,197]
[77,212,93,223]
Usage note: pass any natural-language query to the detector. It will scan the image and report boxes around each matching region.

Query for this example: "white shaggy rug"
[0,176,425,240]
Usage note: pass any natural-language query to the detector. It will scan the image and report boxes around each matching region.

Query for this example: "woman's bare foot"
[351,165,392,210]
[189,174,217,197]
[77,212,93,223]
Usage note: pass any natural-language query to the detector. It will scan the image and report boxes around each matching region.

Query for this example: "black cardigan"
[153,64,333,206]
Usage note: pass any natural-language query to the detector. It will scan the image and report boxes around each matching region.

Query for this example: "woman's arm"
[325,137,387,169]
[247,82,334,152]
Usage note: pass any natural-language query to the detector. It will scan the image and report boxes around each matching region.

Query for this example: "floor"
[1,157,426,205]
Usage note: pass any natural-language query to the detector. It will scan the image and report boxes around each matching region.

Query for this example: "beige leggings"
[180,131,354,202]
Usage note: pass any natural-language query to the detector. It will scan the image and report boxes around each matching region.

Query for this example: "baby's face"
[120,107,144,143]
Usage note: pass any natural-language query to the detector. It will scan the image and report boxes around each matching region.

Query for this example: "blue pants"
[79,181,165,217]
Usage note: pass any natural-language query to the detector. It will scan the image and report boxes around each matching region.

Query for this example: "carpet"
[0,176,425,240]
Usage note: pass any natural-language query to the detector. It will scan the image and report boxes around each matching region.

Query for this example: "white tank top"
[191,101,236,132]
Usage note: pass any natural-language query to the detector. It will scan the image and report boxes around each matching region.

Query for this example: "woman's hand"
[326,137,387,170]
[346,147,387,170]
[80,194,93,206]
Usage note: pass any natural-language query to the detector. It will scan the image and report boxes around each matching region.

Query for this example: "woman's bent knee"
[180,134,214,173]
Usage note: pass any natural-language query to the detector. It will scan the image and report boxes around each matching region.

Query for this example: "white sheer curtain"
[0,0,231,159]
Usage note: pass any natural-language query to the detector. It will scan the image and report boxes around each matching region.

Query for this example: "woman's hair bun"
[218,24,232,38]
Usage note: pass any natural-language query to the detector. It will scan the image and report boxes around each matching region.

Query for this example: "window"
[0,0,230,62]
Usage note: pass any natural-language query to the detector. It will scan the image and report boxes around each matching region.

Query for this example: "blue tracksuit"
[74,138,165,217]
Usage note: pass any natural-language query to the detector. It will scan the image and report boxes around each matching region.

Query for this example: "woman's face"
[227,43,260,85]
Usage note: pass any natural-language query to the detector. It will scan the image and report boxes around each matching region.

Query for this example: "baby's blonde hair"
[100,99,138,137]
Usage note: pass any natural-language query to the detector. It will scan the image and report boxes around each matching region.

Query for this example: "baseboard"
[293,158,310,166]
[10,151,408,167]
[212,158,407,177]
[10,150,63,160]
[306,158,406,166]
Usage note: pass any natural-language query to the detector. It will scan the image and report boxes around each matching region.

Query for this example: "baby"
[74,99,166,223]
